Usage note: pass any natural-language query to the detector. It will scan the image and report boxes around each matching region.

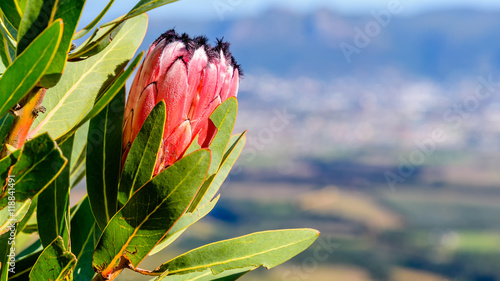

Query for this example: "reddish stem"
[1,87,46,157]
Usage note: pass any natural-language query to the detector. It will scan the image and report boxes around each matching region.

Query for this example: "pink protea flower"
[122,30,240,173]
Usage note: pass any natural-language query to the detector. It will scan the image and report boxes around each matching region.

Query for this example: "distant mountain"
[147,8,500,81]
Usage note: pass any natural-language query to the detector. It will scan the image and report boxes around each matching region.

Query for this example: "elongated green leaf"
[37,134,73,248]
[76,0,175,58]
[0,31,10,74]
[0,12,16,40]
[69,122,88,188]
[17,196,35,233]
[150,196,219,256]
[104,0,178,26]
[17,0,85,85]
[154,229,320,276]
[185,135,201,156]
[73,0,115,40]
[127,0,178,19]
[207,98,238,175]
[9,249,41,281]
[0,231,13,281]
[60,52,143,141]
[87,87,125,231]
[0,133,66,204]
[68,18,125,60]
[154,267,253,281]
[16,0,57,55]
[29,236,76,281]
[1,12,17,41]
[0,199,30,235]
[0,114,13,144]
[30,15,147,140]
[17,0,28,13]
[69,147,85,188]
[0,152,18,186]
[43,0,86,87]
[70,122,88,173]
[18,0,85,86]
[118,101,165,206]
[0,0,22,29]
[0,22,14,75]
[93,150,211,278]
[189,133,246,212]
[71,196,96,281]
[0,20,61,117]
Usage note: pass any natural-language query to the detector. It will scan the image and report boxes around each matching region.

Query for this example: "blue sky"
[82,0,500,24]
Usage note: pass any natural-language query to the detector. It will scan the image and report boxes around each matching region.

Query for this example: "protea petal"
[156,120,192,172]
[158,41,187,79]
[191,63,218,121]
[133,82,158,138]
[137,39,167,90]
[193,95,221,146]
[157,58,189,137]
[122,109,134,165]
[227,68,240,99]
[122,29,241,174]
[186,47,208,119]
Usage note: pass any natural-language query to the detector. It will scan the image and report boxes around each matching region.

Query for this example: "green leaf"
[188,133,246,212]
[207,98,238,175]
[30,14,147,140]
[127,0,178,19]
[68,18,125,60]
[0,13,17,45]
[118,101,165,207]
[8,249,41,281]
[0,152,18,186]
[70,123,88,172]
[69,146,85,188]
[59,52,143,141]
[101,0,178,28]
[17,0,85,86]
[17,196,35,233]
[0,231,13,281]
[0,133,66,204]
[153,229,320,276]
[73,0,115,40]
[17,0,28,13]
[29,236,76,281]
[0,16,15,71]
[75,0,176,59]
[185,135,201,156]
[69,122,88,188]
[0,0,22,29]
[0,113,13,144]
[93,150,211,278]
[154,267,253,281]
[0,20,61,117]
[150,196,220,256]
[0,199,30,235]
[37,134,73,248]
[16,0,85,89]
[71,196,96,281]
[86,86,125,231]
[16,0,57,55]
[43,0,86,87]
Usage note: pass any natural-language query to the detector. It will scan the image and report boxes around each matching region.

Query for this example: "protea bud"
[122,30,240,173]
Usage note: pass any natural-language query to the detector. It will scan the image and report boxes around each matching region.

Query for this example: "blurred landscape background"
[80,1,500,280]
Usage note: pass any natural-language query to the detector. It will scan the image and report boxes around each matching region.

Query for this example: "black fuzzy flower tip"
[154,29,242,76]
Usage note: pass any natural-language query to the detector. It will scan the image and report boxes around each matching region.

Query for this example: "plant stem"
[1,87,46,157]
[126,264,162,276]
